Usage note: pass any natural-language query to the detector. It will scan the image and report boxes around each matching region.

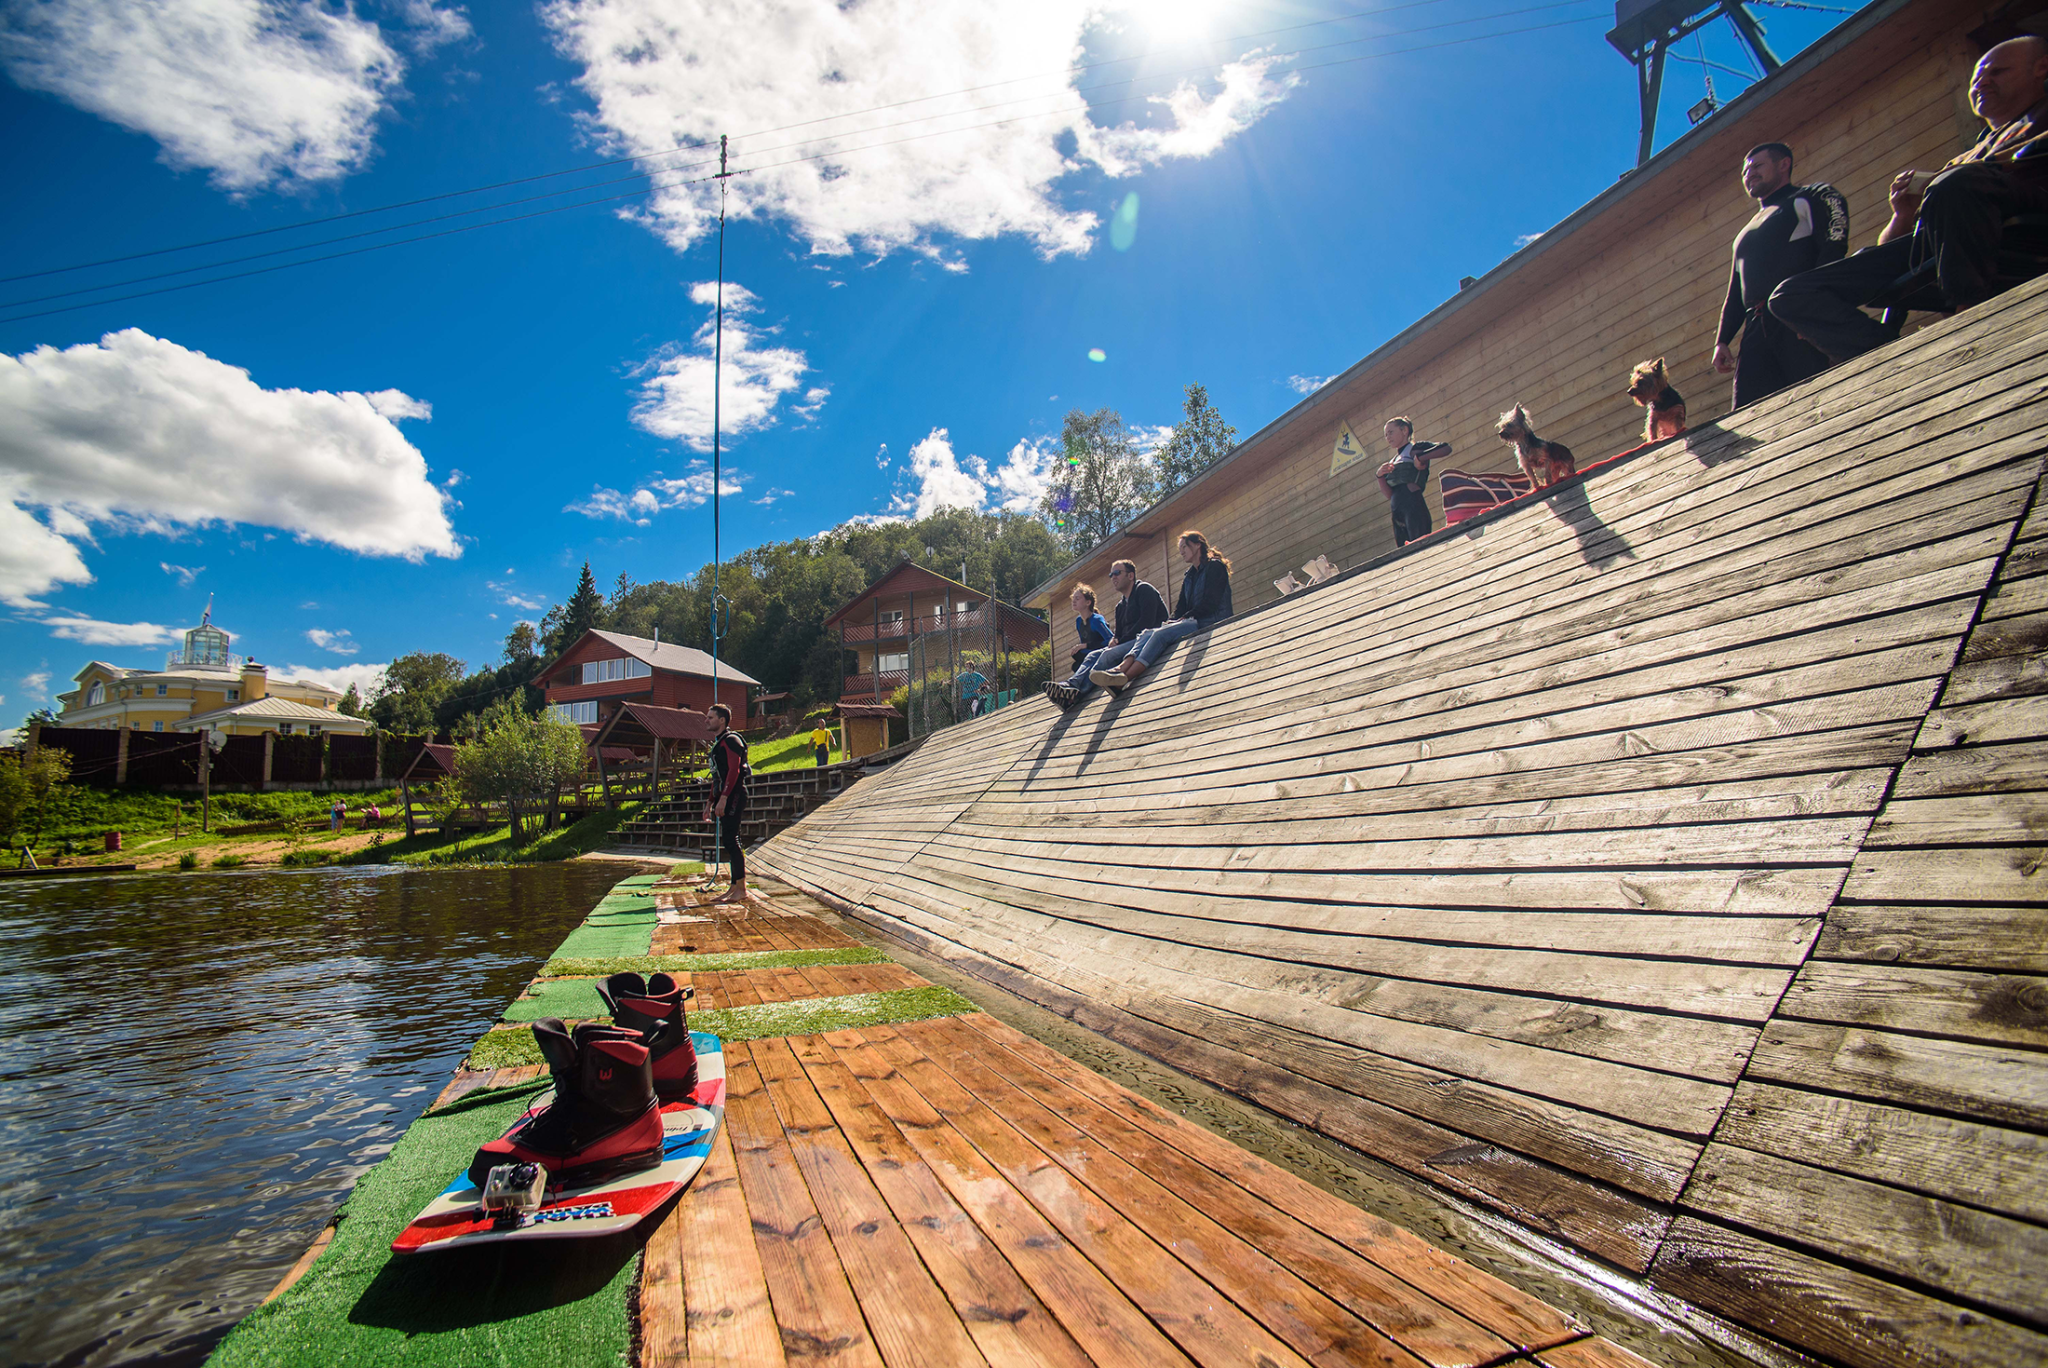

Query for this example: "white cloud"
[0,331,460,595]
[160,561,205,586]
[305,627,358,655]
[1286,374,1330,395]
[42,615,182,646]
[568,463,742,524]
[891,428,1057,519]
[283,660,387,697]
[631,283,813,452]
[1514,231,1545,248]
[0,501,91,608]
[0,0,469,193]
[21,670,51,695]
[365,389,433,421]
[541,0,1295,261]
[487,579,547,610]
[753,487,794,506]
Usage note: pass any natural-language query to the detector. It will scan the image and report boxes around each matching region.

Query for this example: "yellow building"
[55,612,367,738]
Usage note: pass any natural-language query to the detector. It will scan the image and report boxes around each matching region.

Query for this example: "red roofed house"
[536,629,759,731]
[825,560,1048,703]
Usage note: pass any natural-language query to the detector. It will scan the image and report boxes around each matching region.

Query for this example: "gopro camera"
[481,1162,548,1221]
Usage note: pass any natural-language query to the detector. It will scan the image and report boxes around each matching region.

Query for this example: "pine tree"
[551,562,604,656]
[1154,383,1238,494]
[338,683,364,717]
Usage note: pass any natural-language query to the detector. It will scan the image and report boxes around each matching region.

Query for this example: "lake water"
[0,861,648,1368]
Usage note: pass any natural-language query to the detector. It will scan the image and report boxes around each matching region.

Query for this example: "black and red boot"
[597,972,700,1102]
[466,1018,663,1189]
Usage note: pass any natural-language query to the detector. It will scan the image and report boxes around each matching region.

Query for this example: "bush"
[279,849,330,867]
[213,853,246,869]
[177,851,198,870]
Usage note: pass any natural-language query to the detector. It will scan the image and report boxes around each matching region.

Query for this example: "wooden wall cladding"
[1038,0,1986,670]
[759,276,2048,1368]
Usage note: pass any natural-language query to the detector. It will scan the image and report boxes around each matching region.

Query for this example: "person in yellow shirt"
[810,721,832,767]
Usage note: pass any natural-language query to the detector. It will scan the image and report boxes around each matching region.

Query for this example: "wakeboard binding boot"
[466,1018,663,1191]
[597,972,700,1102]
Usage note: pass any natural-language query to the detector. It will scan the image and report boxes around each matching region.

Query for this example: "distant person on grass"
[1044,558,1169,708]
[1069,583,1113,673]
[704,702,750,903]
[1092,532,1232,693]
[810,720,832,767]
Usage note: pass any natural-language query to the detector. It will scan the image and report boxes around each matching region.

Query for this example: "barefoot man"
[704,702,749,903]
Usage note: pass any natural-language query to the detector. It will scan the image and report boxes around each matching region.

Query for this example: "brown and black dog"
[1626,358,1687,444]
[1496,404,1576,489]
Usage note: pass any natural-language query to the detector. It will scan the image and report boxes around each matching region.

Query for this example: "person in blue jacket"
[1067,583,1113,673]
[1092,531,1232,691]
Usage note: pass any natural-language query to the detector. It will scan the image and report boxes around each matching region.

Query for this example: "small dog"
[1626,358,1687,444]
[1496,404,1576,488]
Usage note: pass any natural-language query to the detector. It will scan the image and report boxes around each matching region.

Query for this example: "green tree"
[546,561,605,657]
[502,620,541,664]
[452,708,587,843]
[0,746,71,847]
[368,651,467,734]
[1041,408,1157,556]
[337,683,365,718]
[1154,383,1237,494]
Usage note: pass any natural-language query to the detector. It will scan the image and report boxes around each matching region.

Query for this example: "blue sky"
[0,0,1865,713]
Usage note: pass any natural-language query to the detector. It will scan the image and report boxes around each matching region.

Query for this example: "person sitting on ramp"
[1092,531,1233,692]
[1045,558,1169,708]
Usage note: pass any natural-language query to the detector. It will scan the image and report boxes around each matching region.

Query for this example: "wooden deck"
[442,885,1661,1367]
[753,278,2048,1368]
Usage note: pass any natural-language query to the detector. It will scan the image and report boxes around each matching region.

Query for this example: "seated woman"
[1091,531,1232,691]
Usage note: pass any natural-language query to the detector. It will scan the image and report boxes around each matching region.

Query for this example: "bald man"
[1772,37,2048,362]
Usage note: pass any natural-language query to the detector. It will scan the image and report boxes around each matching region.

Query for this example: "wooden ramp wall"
[758,278,2048,1368]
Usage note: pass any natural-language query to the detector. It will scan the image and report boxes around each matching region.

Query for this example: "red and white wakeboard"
[392,1032,725,1253]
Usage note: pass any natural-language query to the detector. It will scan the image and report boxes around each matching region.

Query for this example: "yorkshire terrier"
[1495,404,1576,489]
[1625,358,1686,444]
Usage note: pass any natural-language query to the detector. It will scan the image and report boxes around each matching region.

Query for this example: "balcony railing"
[840,608,992,644]
[840,671,910,698]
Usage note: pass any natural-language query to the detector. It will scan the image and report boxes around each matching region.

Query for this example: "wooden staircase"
[610,761,865,859]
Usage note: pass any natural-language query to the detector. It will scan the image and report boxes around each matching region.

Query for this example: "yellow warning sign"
[1330,420,1369,475]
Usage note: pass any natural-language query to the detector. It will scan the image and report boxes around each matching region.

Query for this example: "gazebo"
[588,702,720,803]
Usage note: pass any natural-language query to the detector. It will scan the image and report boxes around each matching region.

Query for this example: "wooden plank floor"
[752,278,2048,1368]
[630,890,1658,1368]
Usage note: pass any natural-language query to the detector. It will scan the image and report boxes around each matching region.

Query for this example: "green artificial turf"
[610,875,661,888]
[206,1081,635,1368]
[549,916,654,960]
[503,978,608,1023]
[467,985,977,1069]
[697,985,977,1042]
[541,947,890,978]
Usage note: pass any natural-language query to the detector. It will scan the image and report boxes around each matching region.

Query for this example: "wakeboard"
[392,1031,725,1253]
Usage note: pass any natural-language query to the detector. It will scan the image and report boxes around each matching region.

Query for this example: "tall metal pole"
[711,135,729,883]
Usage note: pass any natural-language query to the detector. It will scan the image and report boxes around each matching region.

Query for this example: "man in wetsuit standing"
[704,703,749,903]
[1712,143,1849,406]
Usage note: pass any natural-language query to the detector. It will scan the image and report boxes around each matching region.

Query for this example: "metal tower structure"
[1608,0,1782,166]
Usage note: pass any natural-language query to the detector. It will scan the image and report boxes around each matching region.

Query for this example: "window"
[879,609,905,625]
[152,721,163,732]
[579,656,651,685]
[227,689,239,701]
[876,653,909,673]
[308,724,322,737]
[278,723,294,735]
[156,684,168,697]
[549,700,599,725]
[86,682,104,706]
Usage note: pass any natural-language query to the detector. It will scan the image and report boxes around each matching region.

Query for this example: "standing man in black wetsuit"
[1712,143,1849,407]
[704,702,749,903]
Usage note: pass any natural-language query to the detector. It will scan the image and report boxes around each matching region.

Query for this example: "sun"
[1111,0,1232,39]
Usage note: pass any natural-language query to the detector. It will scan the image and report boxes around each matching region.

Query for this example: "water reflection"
[0,861,647,1368]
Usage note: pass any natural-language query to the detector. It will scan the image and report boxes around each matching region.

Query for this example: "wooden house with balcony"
[824,560,1047,703]
[534,628,758,731]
